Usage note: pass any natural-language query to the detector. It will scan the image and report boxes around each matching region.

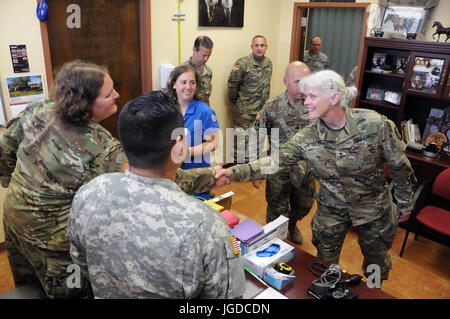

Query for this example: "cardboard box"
[211,191,234,210]
[240,215,288,255]
[241,238,294,278]
[263,267,295,290]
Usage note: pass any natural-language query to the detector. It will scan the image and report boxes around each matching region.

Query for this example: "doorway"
[290,2,370,87]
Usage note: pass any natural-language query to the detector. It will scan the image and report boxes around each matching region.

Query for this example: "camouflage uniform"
[229,108,416,280]
[67,170,245,299]
[228,54,272,163]
[303,50,329,73]
[0,99,217,298]
[186,57,213,106]
[254,91,316,224]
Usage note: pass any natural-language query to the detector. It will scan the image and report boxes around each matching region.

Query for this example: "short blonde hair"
[300,69,357,108]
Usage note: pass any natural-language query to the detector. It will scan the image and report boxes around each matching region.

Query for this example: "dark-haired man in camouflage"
[228,35,272,163]
[253,61,316,244]
[185,35,213,105]
[0,100,222,299]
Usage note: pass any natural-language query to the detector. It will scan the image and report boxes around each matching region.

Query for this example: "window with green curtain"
[305,7,365,77]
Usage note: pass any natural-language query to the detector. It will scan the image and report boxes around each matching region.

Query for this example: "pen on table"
[244,266,269,288]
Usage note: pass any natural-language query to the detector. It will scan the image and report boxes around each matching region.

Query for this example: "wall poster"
[5,74,45,118]
[10,44,30,73]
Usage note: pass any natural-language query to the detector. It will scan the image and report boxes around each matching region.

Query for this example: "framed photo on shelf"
[371,53,387,72]
[384,90,401,105]
[441,142,450,162]
[421,107,450,144]
[366,88,384,101]
[394,56,408,75]
[409,57,444,93]
[442,142,450,153]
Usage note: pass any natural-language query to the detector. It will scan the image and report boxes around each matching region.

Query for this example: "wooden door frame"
[290,2,370,90]
[39,0,152,93]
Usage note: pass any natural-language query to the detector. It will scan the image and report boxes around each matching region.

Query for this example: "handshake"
[211,165,264,190]
[212,165,232,189]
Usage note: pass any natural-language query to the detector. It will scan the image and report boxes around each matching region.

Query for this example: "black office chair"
[399,168,450,257]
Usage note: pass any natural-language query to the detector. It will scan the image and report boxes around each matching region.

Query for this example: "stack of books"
[220,210,240,229]
[231,219,264,245]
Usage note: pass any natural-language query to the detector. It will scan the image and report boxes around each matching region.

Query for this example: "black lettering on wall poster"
[10,44,30,73]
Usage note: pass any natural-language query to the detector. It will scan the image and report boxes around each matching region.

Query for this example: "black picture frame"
[371,53,387,72]
[199,0,245,27]
[409,56,445,93]
[384,90,401,105]
[394,56,408,75]
[441,142,450,153]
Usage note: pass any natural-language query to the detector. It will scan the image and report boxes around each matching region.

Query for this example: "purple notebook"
[231,219,264,244]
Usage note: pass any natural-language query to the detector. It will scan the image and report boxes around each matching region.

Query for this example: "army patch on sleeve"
[256,111,261,119]
[230,236,241,255]
[232,65,240,71]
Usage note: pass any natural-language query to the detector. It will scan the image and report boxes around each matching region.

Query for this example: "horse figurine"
[432,21,450,42]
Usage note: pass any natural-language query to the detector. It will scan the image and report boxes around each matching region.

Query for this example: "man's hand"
[213,166,231,189]
[397,211,411,223]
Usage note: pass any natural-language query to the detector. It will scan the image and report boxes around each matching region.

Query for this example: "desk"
[243,246,394,299]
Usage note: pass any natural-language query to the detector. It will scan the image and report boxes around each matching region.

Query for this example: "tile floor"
[0,180,448,298]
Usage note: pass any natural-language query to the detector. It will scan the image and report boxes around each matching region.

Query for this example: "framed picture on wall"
[199,0,245,27]
[381,6,424,33]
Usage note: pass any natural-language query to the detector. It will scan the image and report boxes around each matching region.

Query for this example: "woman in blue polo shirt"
[168,64,220,199]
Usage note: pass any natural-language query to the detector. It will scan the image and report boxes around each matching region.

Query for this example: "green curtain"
[306,7,365,77]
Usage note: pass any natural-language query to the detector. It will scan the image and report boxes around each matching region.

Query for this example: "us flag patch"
[230,236,241,255]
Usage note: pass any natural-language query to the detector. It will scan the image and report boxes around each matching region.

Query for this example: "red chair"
[399,168,450,257]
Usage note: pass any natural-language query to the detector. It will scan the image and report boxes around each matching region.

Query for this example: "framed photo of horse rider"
[381,5,424,34]
[406,52,450,98]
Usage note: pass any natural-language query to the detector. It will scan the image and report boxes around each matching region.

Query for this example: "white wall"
[151,0,284,163]
[0,0,48,244]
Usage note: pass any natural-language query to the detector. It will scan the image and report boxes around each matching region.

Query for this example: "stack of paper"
[219,210,240,228]
[231,219,264,245]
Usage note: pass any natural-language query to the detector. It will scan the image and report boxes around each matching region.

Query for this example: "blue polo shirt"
[182,99,220,170]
